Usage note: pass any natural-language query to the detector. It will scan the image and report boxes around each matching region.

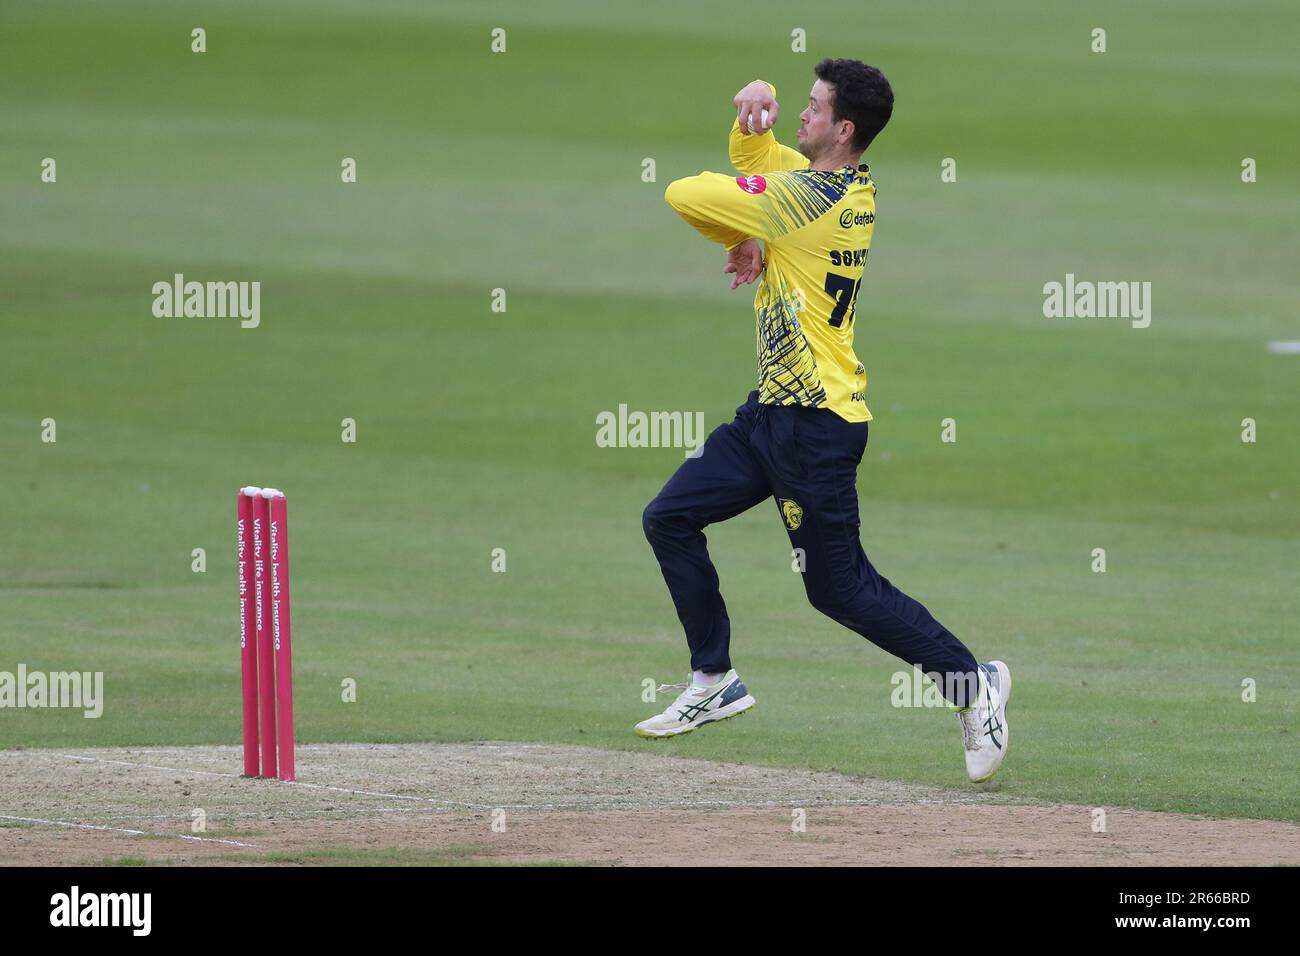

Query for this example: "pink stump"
[252,492,277,778]
[237,492,259,777]
[268,492,295,782]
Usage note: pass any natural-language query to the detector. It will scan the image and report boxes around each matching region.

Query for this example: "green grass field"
[2,1,1297,823]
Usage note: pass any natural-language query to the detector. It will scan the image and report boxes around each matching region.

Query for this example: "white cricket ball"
[747,108,771,133]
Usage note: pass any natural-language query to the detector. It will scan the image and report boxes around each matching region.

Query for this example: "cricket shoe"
[634,669,755,739]
[956,660,1011,783]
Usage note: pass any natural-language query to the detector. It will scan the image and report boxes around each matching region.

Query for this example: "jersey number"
[824,272,862,328]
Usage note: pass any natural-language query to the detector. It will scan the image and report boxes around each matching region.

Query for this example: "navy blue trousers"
[643,391,979,707]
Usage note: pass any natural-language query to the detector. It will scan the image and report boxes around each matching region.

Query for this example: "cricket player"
[637,59,1011,782]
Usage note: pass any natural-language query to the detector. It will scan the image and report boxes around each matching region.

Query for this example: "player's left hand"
[724,239,765,289]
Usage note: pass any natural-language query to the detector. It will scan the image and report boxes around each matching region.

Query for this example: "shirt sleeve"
[664,171,780,249]
[666,163,846,250]
[728,81,809,175]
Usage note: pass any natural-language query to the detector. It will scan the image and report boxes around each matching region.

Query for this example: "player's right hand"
[724,239,765,289]
[734,80,778,135]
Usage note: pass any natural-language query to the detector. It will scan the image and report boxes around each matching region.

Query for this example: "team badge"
[736,174,767,194]
[780,498,803,530]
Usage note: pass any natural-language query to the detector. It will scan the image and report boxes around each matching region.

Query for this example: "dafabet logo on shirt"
[736,175,767,194]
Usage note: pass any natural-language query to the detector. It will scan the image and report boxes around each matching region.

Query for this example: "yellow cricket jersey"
[664,82,877,422]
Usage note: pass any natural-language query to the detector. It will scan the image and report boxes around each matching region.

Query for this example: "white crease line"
[45,752,1000,812]
[53,752,476,809]
[276,777,480,809]
[57,753,241,778]
[0,814,258,848]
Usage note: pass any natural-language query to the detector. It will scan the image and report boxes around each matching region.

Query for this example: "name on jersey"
[829,247,870,268]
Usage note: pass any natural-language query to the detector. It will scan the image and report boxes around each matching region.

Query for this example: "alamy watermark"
[0,665,103,717]
[50,886,150,936]
[596,404,706,458]
[890,668,979,708]
[1042,273,1151,328]
[152,273,260,328]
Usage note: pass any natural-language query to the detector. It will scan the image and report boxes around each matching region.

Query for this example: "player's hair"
[813,58,893,153]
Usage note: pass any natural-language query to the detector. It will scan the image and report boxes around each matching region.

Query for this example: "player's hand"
[734,80,779,135]
[724,239,765,289]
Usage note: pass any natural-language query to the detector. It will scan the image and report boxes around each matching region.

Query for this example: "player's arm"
[729,80,807,174]
[664,170,780,249]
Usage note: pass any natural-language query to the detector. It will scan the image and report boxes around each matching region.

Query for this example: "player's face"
[797,80,847,160]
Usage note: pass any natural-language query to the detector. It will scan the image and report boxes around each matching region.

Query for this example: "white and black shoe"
[957,660,1011,782]
[634,669,756,739]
